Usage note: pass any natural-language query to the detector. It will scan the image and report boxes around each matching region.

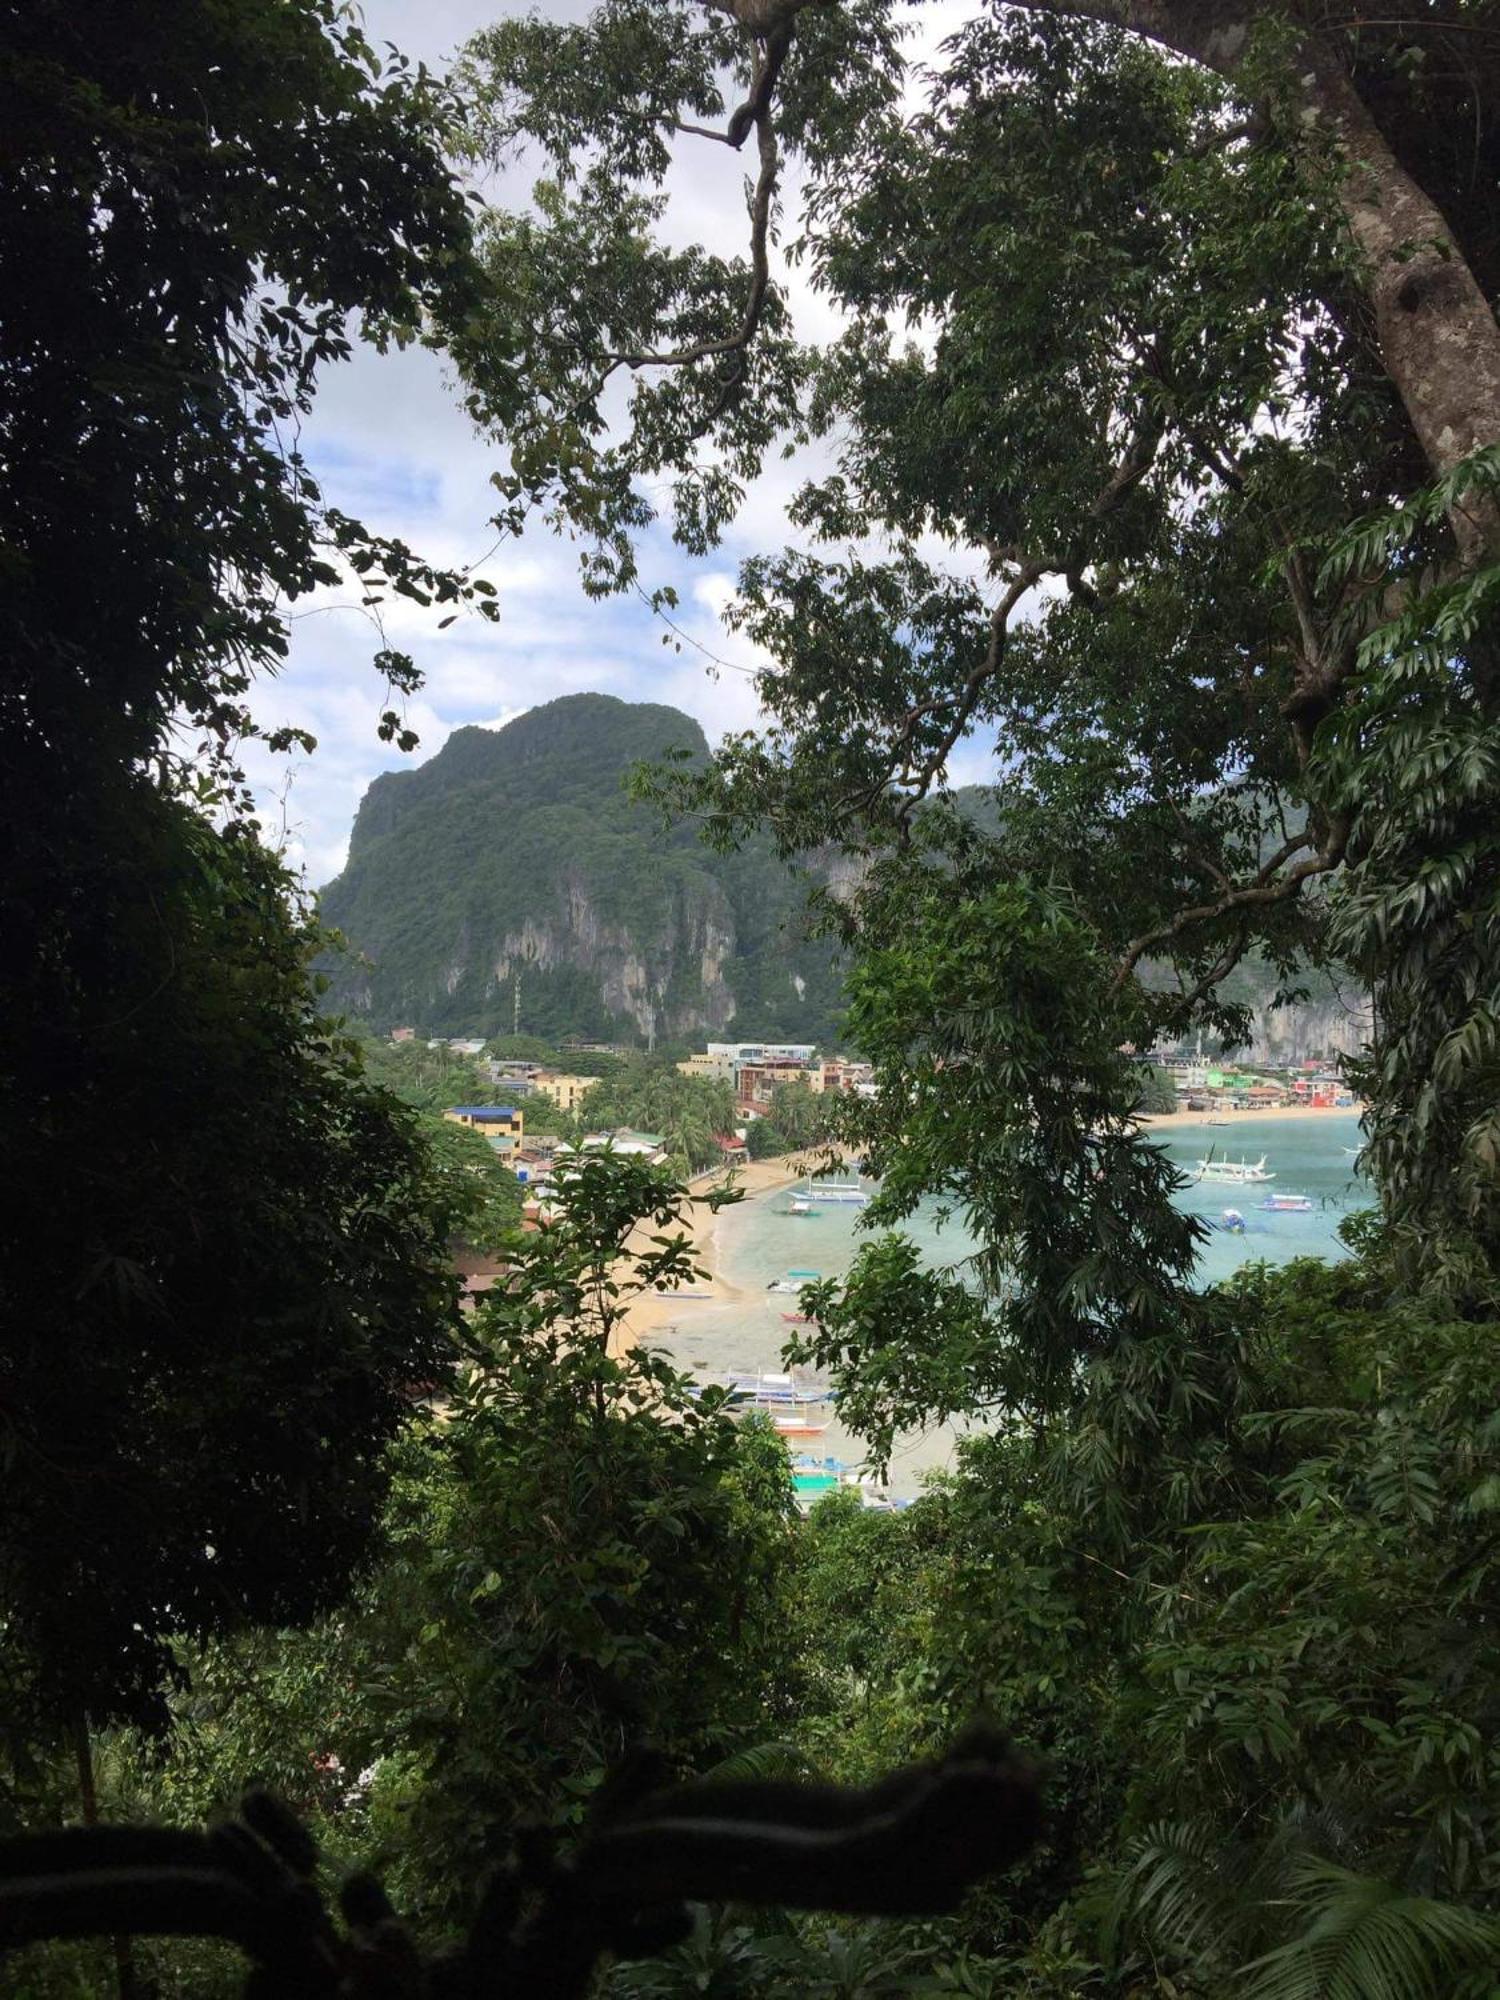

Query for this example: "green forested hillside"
[318,694,845,1041]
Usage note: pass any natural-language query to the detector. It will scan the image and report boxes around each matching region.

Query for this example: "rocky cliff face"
[318,695,845,1043]
[1243,992,1373,1066]
[483,875,740,1038]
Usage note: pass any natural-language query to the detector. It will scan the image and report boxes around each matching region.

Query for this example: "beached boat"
[1194,1154,1274,1185]
[1261,1192,1314,1213]
[781,1311,817,1325]
[694,1369,831,1409]
[773,1414,830,1438]
[791,1454,847,1505]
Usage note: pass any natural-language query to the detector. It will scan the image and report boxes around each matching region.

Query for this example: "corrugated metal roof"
[450,1105,519,1119]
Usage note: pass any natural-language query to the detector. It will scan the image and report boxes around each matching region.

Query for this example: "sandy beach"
[613,1152,829,1351]
[611,1108,1363,1350]
[1138,1102,1364,1131]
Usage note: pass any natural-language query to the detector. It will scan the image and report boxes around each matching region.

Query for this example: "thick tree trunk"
[1299,51,1500,560]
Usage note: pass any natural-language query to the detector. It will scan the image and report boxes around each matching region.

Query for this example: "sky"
[246,0,990,886]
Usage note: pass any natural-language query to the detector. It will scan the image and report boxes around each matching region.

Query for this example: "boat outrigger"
[767,1269,821,1293]
[1194,1154,1274,1185]
[803,1180,870,1207]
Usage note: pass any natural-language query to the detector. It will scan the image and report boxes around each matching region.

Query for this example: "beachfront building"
[555,1130,669,1167]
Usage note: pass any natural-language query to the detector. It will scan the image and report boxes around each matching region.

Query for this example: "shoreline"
[613,1151,837,1352]
[1138,1102,1363,1131]
[612,1109,1362,1351]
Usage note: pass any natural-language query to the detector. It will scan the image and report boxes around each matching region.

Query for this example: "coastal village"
[430,1038,879,1205]
[420,1031,1358,1201]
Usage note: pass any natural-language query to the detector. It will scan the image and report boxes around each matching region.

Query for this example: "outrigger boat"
[773,1413,830,1438]
[1194,1153,1274,1185]
[1261,1192,1314,1213]
[693,1369,831,1409]
[802,1180,870,1207]
[767,1269,821,1293]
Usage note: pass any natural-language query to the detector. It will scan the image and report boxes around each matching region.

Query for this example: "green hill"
[318,694,845,1042]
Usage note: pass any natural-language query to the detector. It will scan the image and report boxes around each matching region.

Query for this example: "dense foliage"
[319,693,846,1042]
[579,1056,740,1171]
[9,4,1500,1999]
[744,1079,848,1158]
[0,0,501,1735]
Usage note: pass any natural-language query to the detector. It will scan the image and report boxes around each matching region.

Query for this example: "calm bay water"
[651,1115,1369,1499]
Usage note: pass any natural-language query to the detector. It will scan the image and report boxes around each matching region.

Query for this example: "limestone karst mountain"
[318,694,845,1042]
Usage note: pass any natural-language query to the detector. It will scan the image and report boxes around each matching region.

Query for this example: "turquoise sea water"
[650,1116,1368,1499]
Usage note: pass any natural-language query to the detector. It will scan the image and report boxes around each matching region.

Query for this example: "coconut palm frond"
[696,1739,822,1785]
[1103,1817,1246,1971]
[1239,1858,1500,2000]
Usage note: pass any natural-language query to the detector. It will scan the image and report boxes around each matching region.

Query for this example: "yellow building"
[531,1071,599,1115]
[444,1104,524,1157]
[676,1052,732,1083]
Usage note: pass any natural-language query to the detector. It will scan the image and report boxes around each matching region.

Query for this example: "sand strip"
[614,1151,853,1352]
[1138,1102,1364,1131]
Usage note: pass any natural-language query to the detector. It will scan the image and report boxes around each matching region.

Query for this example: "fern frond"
[1239,1858,1500,2000]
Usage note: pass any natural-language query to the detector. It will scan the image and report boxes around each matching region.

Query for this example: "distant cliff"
[318,695,844,1042]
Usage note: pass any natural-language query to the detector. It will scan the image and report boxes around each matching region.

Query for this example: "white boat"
[773,1413,830,1438]
[767,1269,821,1293]
[1261,1192,1314,1213]
[804,1180,870,1207]
[695,1369,832,1409]
[787,1195,819,1215]
[1194,1154,1275,1185]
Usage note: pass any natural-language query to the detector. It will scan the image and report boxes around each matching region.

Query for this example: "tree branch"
[1111,821,1347,991]
[607,64,780,372]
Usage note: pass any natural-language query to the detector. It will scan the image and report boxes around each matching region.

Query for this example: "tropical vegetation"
[5,1,1500,1997]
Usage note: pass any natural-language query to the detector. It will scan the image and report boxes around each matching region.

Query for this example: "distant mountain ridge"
[319,694,845,1042]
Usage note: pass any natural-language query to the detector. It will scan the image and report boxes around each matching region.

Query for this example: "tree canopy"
[456,0,1500,1293]
[0,0,508,1730]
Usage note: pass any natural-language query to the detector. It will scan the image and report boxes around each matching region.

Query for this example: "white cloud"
[247,0,999,888]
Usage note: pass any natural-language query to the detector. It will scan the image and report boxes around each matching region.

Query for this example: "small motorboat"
[1221,1207,1246,1234]
[787,1196,820,1215]
[1261,1193,1314,1213]
[767,1270,821,1293]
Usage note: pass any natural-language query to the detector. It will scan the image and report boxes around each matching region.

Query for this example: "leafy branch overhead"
[460,0,1500,1277]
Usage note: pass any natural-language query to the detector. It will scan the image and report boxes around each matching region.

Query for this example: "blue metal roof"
[450,1105,519,1119]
